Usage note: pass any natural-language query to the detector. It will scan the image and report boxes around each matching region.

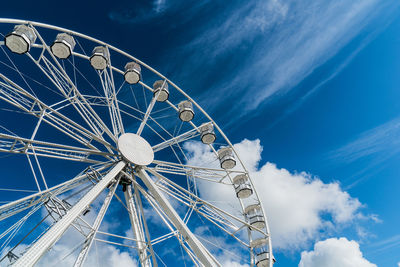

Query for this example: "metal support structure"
[74,178,120,267]
[98,65,125,137]
[124,184,152,267]
[152,125,204,153]
[136,168,221,267]
[0,164,111,222]
[137,80,165,136]
[0,74,114,152]
[0,133,112,163]
[12,161,126,267]
[26,27,117,145]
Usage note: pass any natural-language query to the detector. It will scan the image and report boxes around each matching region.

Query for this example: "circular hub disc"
[118,133,154,166]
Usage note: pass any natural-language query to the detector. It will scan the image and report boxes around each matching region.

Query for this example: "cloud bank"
[299,237,376,267]
[184,139,368,250]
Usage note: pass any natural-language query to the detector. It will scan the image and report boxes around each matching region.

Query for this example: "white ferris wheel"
[0,19,274,267]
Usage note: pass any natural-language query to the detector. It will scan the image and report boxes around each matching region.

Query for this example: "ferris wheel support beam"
[124,184,152,267]
[133,179,202,266]
[11,161,126,267]
[98,51,125,137]
[152,124,206,153]
[136,168,221,267]
[0,133,112,163]
[73,179,120,267]
[0,163,111,222]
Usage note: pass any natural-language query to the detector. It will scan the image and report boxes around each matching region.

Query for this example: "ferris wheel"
[0,19,274,267]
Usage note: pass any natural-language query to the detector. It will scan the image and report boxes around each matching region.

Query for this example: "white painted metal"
[74,179,120,267]
[97,58,125,137]
[0,133,112,163]
[0,164,110,222]
[0,74,114,152]
[151,123,213,153]
[137,168,221,267]
[124,184,152,267]
[11,161,125,267]
[137,81,166,136]
[118,133,154,166]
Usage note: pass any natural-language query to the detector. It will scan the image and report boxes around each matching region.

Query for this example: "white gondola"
[250,238,274,266]
[153,80,169,102]
[250,237,268,248]
[256,251,275,267]
[4,25,36,54]
[217,147,236,169]
[200,123,216,144]
[233,174,253,199]
[178,100,194,122]
[245,204,266,229]
[50,33,76,59]
[124,62,141,84]
[90,46,109,70]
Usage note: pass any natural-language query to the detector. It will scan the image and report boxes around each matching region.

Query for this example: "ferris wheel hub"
[118,133,154,166]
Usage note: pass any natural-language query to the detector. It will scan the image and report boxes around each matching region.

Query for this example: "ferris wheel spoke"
[0,133,112,163]
[73,178,119,267]
[12,161,125,267]
[97,61,124,137]
[152,123,209,153]
[152,160,246,183]
[0,163,111,222]
[137,80,166,136]
[135,168,221,267]
[27,26,117,144]
[0,74,115,152]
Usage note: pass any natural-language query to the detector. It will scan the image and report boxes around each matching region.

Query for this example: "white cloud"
[184,139,367,250]
[298,237,376,267]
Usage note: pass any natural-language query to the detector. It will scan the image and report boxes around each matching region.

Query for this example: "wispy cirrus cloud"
[165,0,397,124]
[108,0,398,127]
[368,234,400,253]
[327,116,400,188]
[329,117,400,163]
[108,0,170,24]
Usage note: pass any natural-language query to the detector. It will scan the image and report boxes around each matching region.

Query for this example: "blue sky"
[1,0,400,266]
